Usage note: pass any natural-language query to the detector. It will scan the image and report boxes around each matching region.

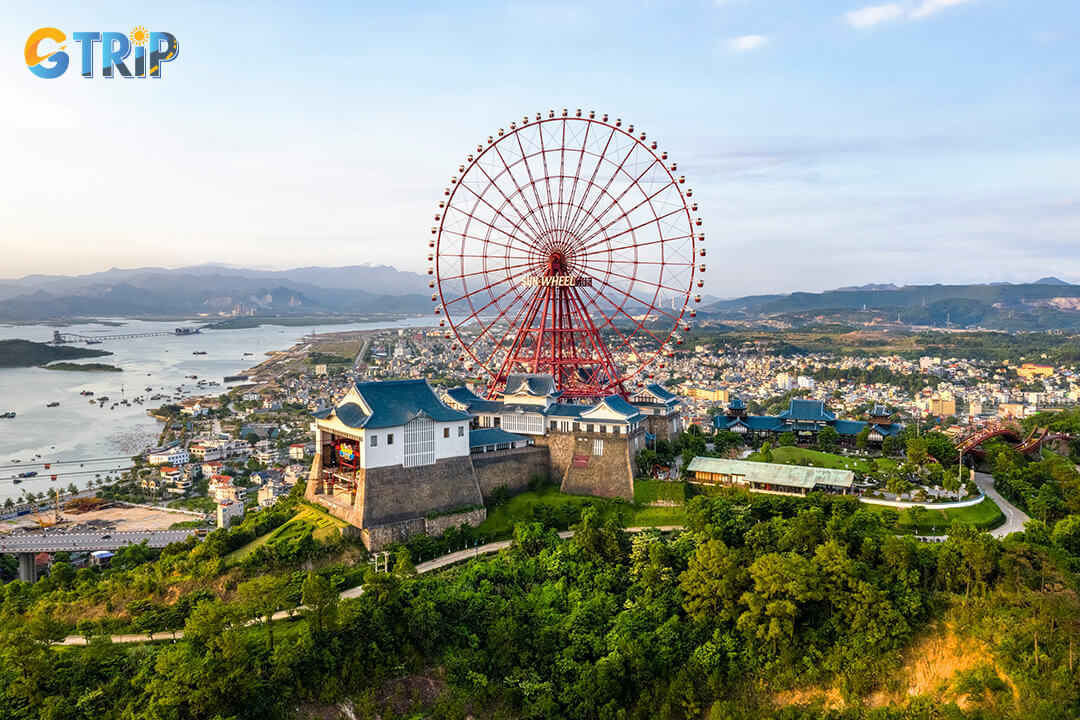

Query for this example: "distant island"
[0,339,112,368]
[43,362,122,372]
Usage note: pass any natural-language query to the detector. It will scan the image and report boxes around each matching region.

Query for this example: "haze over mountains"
[2,264,1080,332]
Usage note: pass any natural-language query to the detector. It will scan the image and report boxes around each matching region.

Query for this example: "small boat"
[0,412,14,419]
[46,401,60,408]
[192,351,207,355]
[12,478,21,484]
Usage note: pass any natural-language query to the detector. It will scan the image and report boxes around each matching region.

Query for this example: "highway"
[0,529,198,554]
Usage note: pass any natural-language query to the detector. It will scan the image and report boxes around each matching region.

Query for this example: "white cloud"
[845,3,903,29]
[910,0,976,20]
[730,34,768,52]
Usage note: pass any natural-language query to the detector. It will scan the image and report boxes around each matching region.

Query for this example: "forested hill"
[705,280,1080,331]
[0,339,111,368]
[1,479,1078,719]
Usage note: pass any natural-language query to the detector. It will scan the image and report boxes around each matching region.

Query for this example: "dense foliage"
[1,486,1078,719]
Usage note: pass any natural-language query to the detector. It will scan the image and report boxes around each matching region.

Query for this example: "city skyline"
[2,0,1078,295]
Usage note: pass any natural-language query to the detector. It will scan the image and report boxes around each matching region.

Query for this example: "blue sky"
[1,0,1077,295]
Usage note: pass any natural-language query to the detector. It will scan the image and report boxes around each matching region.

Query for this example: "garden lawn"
[226,504,347,563]
[747,446,898,474]
[862,496,1005,535]
[478,485,687,539]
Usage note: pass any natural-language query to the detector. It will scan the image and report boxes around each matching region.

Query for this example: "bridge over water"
[52,328,201,344]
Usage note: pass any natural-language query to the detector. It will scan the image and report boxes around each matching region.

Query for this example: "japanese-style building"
[308,374,685,550]
[712,398,902,446]
[686,456,855,496]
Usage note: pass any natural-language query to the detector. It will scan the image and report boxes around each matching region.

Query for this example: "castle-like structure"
[713,397,902,446]
[306,375,682,549]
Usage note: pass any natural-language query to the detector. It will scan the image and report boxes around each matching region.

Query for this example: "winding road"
[972,470,1030,537]
[55,527,681,645]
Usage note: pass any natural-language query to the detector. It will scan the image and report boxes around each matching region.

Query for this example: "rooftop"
[686,456,854,489]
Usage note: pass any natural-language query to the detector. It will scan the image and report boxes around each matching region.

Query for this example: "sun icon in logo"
[129,26,149,46]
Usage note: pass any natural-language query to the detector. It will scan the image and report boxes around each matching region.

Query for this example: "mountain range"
[1,264,1078,332]
[702,277,1080,331]
[0,264,433,321]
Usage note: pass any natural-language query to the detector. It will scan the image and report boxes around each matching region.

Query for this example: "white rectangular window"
[593,439,604,456]
[370,435,378,447]
[613,426,621,435]
[387,433,394,445]
[501,413,544,435]
[404,415,435,467]
[586,424,594,433]
[443,427,450,439]
[458,425,464,437]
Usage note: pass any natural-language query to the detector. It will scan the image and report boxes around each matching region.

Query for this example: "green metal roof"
[686,456,854,489]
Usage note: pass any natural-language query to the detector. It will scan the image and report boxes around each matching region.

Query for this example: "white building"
[146,447,190,466]
[796,376,816,390]
[216,500,244,529]
[254,440,285,465]
[775,373,794,391]
[313,379,472,470]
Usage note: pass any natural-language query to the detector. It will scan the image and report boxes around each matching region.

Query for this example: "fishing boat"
[0,412,15,419]
[46,401,60,408]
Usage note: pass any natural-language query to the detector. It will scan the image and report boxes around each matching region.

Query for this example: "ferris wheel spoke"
[461,276,537,354]
[559,119,594,239]
[511,130,555,237]
[468,153,550,244]
[562,126,618,247]
[451,182,542,253]
[573,159,671,248]
[439,259,535,283]
[566,126,643,242]
[579,270,683,323]
[536,120,558,233]
[582,235,693,258]
[579,204,688,255]
[580,282,668,348]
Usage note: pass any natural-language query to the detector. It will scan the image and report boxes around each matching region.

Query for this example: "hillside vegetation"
[0,481,1077,719]
[0,339,111,368]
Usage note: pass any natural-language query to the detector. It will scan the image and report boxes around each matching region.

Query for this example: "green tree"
[301,572,338,633]
[679,539,747,625]
[856,425,870,451]
[817,426,840,453]
[778,431,796,447]
[237,574,289,652]
[759,441,774,463]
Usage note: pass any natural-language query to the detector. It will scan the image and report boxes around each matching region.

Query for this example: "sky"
[1,0,1078,296]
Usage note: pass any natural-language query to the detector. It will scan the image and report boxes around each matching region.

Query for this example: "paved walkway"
[57,526,681,645]
[973,471,1030,537]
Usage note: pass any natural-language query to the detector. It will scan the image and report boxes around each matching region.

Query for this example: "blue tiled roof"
[469,427,528,448]
[637,383,679,404]
[779,399,835,422]
[446,386,502,414]
[871,423,902,437]
[834,420,868,436]
[334,402,369,428]
[323,379,471,430]
[729,396,746,410]
[594,395,644,422]
[503,373,559,397]
[546,404,585,418]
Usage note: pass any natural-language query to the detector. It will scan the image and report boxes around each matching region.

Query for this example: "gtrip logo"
[25,27,179,79]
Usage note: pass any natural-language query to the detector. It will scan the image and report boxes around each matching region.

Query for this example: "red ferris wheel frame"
[429,109,706,400]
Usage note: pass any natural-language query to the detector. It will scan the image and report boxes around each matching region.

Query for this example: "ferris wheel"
[429,109,705,399]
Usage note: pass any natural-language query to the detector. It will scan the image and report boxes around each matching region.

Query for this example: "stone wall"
[642,412,680,442]
[541,430,638,500]
[424,506,487,536]
[361,455,484,527]
[306,451,486,550]
[471,446,550,500]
